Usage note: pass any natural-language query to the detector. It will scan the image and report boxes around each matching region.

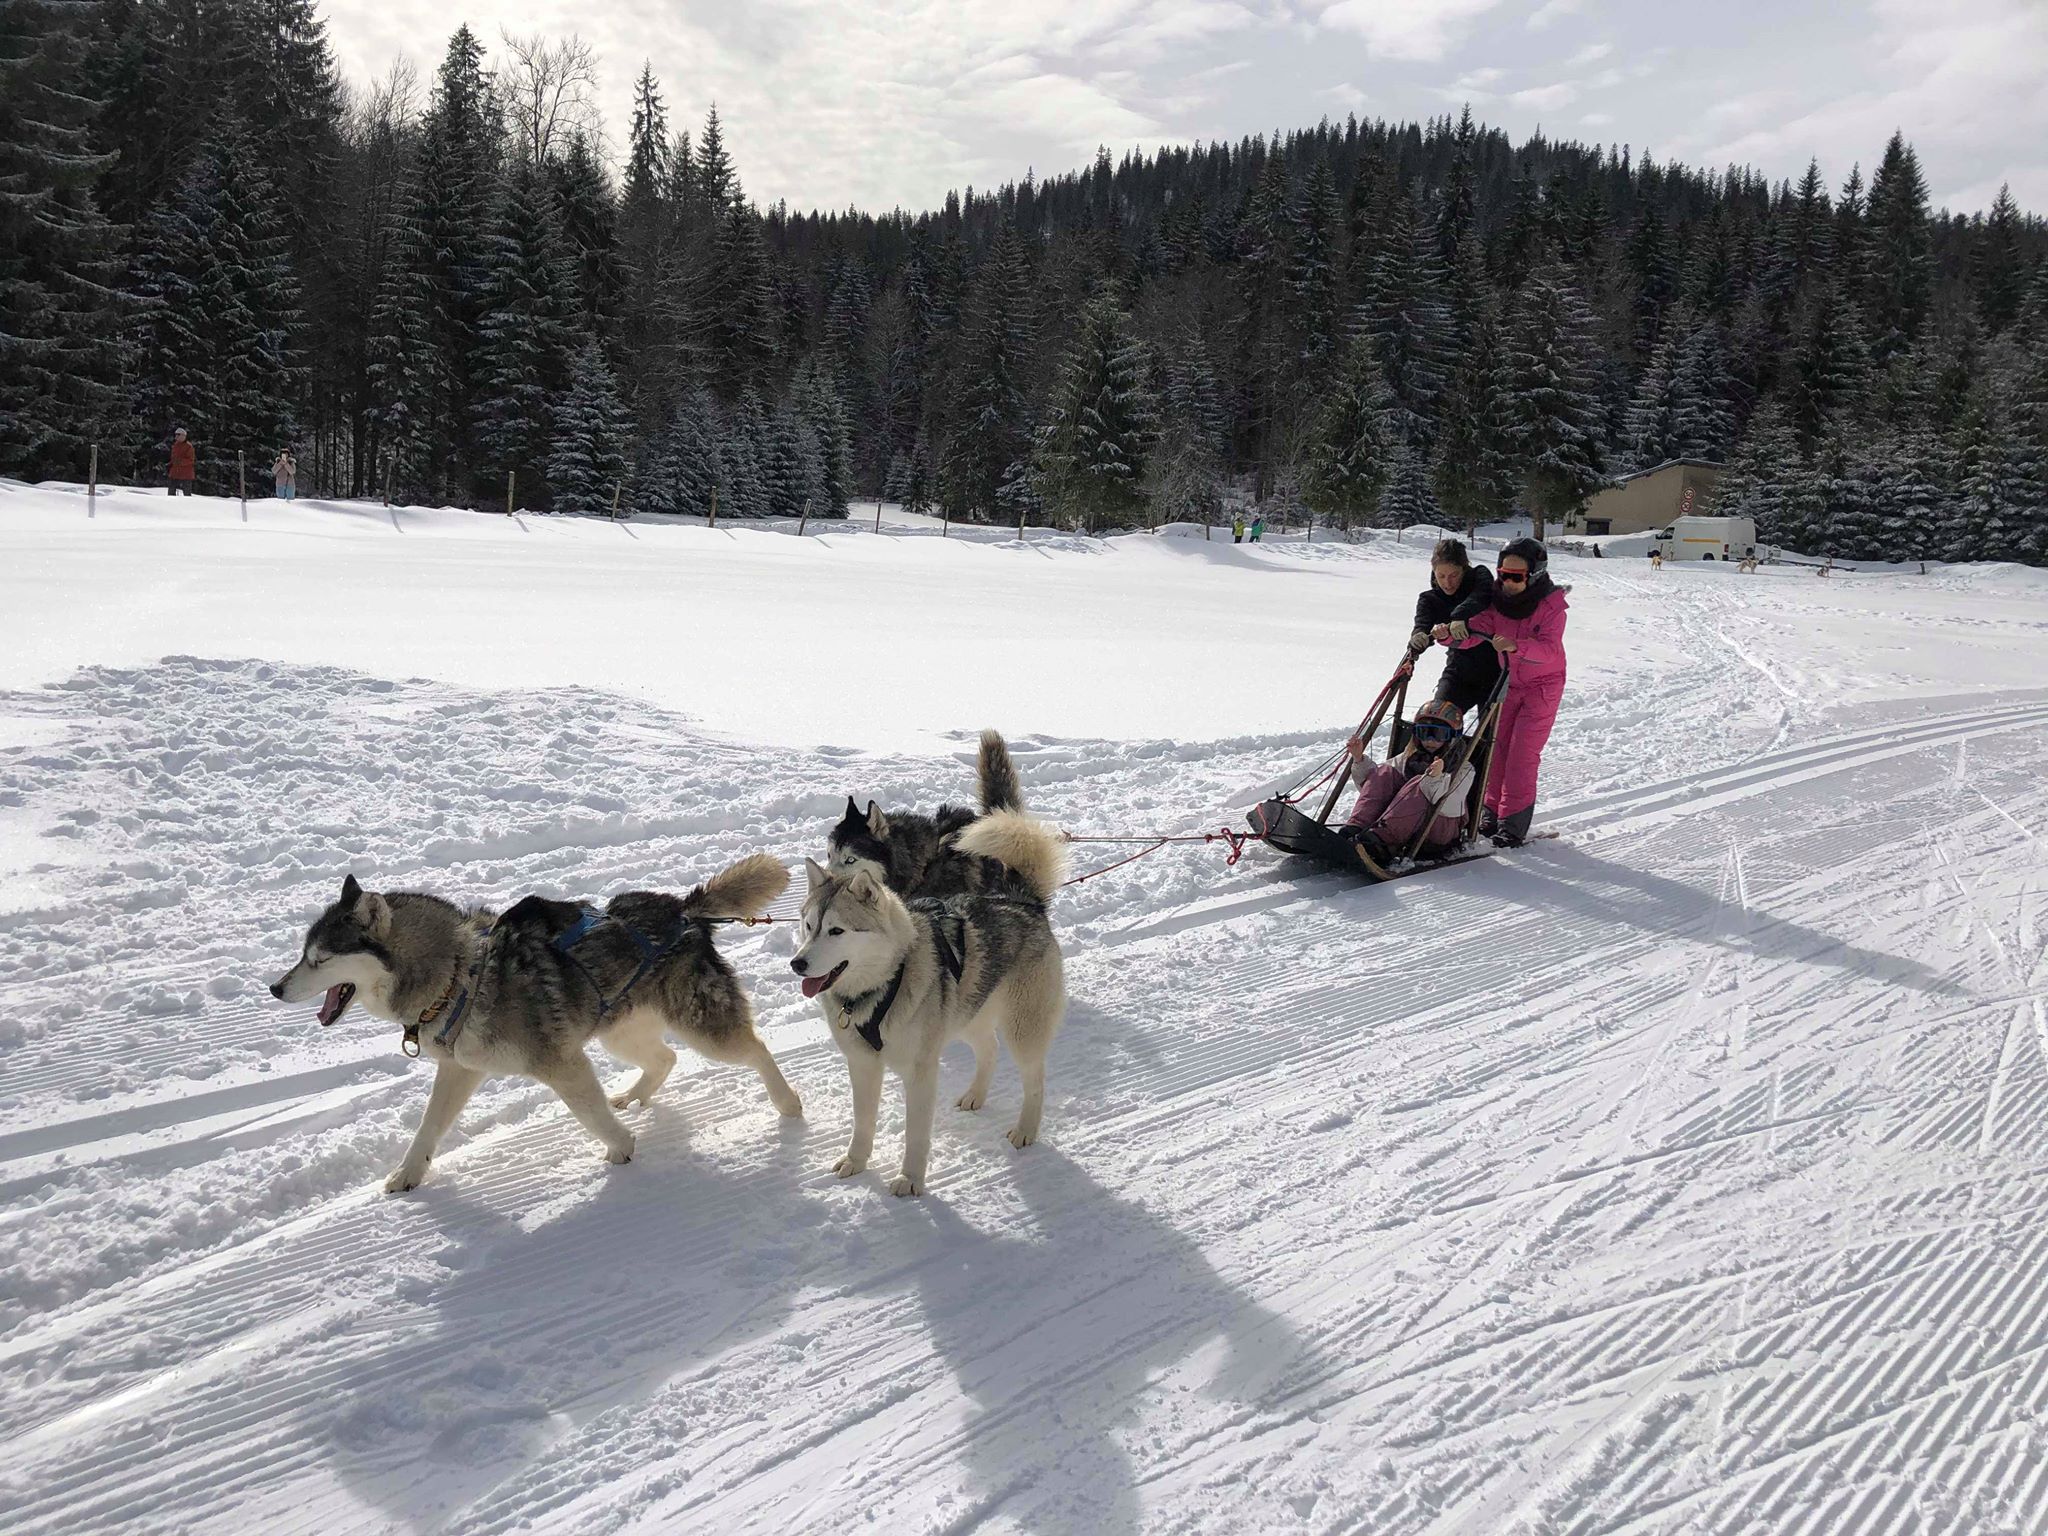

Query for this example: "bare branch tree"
[497,30,604,166]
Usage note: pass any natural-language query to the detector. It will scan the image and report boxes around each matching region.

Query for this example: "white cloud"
[1581,111,1614,127]
[1526,0,1584,30]
[1568,41,1613,66]
[1317,0,1511,62]
[1510,81,1579,110]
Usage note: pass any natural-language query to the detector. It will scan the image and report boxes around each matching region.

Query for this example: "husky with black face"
[826,728,1035,900]
[270,856,801,1192]
[792,809,1066,1196]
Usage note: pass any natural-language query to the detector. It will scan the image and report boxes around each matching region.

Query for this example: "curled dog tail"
[954,810,1066,901]
[683,852,790,921]
[978,729,1022,813]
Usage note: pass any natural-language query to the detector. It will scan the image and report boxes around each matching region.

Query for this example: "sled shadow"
[880,1146,1320,1535]
[1497,843,1962,997]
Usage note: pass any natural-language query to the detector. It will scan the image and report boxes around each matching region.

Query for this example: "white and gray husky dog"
[791,810,1066,1196]
[270,856,801,1192]
[826,728,1032,899]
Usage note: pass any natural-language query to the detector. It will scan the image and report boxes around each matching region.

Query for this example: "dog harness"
[408,925,495,1057]
[551,904,690,1019]
[835,902,968,1052]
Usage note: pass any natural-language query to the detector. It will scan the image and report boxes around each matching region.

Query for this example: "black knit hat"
[1500,536,1548,575]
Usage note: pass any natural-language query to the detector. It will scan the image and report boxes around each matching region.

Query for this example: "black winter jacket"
[1412,566,1502,709]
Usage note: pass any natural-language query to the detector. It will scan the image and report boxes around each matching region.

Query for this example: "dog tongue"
[800,975,830,999]
[317,985,349,1025]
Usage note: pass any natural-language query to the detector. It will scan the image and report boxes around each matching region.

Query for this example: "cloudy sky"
[321,0,2048,217]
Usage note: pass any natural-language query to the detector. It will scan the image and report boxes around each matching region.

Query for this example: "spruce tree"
[547,340,629,514]
[699,199,776,396]
[1864,132,1932,362]
[472,155,580,493]
[633,386,721,515]
[1508,263,1607,538]
[1036,291,1157,531]
[0,0,125,478]
[1976,185,2026,337]
[551,130,623,336]
[1712,400,1798,546]
[125,108,302,492]
[938,220,1033,520]
[1300,328,1393,530]
[1788,283,1871,454]
[1287,159,1343,373]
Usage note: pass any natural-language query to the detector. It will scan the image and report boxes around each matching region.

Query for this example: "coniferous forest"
[4,1,2048,559]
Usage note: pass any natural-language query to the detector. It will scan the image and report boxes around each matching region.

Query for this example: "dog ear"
[357,891,390,933]
[846,868,878,903]
[803,857,828,894]
[865,800,887,837]
[842,795,861,822]
[340,873,362,905]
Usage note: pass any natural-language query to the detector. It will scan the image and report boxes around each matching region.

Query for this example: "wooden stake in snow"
[507,469,516,515]
[238,449,246,518]
[708,484,718,528]
[609,478,623,519]
[88,443,98,518]
[874,498,883,534]
[1018,502,1027,541]
[798,496,810,537]
[383,459,394,508]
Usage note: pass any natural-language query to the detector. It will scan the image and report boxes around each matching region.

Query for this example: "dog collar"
[405,929,493,1058]
[837,962,907,1052]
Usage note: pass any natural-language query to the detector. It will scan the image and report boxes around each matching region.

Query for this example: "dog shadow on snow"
[300,1067,1319,1535]
[872,1145,1321,1535]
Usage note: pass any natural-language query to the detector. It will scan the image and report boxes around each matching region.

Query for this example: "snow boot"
[1354,829,1395,869]
[1478,807,1499,838]
[1490,806,1534,848]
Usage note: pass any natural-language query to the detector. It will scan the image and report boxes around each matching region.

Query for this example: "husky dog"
[270,856,801,1192]
[827,728,1031,899]
[792,810,1066,1196]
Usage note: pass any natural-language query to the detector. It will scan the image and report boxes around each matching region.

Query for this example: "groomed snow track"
[3,655,2047,1534]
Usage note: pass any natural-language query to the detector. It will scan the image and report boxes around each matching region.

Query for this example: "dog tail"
[977,729,1022,813]
[954,810,1066,901]
[683,852,790,921]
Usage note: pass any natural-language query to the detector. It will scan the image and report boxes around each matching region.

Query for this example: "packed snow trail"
[3,486,2048,1533]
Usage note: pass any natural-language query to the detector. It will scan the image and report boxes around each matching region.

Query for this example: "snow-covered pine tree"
[882,449,911,505]
[642,385,724,516]
[1146,336,1229,527]
[1711,400,1798,546]
[1364,184,1451,458]
[904,430,935,516]
[1975,185,2026,337]
[1300,327,1393,531]
[546,340,629,514]
[762,396,807,517]
[1508,262,1607,538]
[794,363,852,516]
[1864,131,1933,364]
[1788,283,1871,453]
[1286,159,1343,374]
[698,198,776,397]
[125,107,302,493]
[472,155,581,496]
[721,388,771,517]
[550,131,623,337]
[938,220,1033,520]
[0,0,125,479]
[1035,290,1157,532]
[695,105,735,215]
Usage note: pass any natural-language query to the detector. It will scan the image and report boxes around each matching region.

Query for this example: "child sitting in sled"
[1339,699,1477,867]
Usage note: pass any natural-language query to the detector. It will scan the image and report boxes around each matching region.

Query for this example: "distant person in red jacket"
[168,428,197,496]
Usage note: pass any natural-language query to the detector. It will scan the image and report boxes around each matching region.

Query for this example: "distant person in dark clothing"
[168,428,196,496]
[1409,537,1500,711]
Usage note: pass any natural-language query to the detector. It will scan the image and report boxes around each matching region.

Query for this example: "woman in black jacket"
[1408,538,1500,711]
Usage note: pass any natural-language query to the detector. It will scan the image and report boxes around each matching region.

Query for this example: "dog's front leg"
[892,1054,941,1197]
[834,1048,884,1178]
[388,1062,487,1192]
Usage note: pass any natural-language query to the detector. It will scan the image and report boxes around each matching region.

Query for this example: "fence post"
[609,478,624,519]
[507,469,516,516]
[238,449,247,516]
[708,484,718,528]
[798,496,810,537]
[1018,502,1027,541]
[942,506,951,538]
[88,443,98,517]
[874,496,883,533]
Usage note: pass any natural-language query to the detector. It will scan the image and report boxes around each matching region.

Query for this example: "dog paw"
[775,1093,804,1118]
[833,1154,867,1178]
[889,1174,924,1197]
[384,1166,425,1193]
[956,1089,986,1111]
[609,1091,643,1110]
[605,1140,635,1165]
[1006,1127,1036,1150]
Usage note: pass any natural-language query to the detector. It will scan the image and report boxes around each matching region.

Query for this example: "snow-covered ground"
[3,479,2047,1534]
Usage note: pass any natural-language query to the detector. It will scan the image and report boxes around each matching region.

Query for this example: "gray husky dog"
[270,855,801,1192]
[826,728,1030,899]
[792,810,1066,1196]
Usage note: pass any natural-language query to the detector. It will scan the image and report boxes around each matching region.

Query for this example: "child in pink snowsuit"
[1339,699,1476,864]
[1436,538,1566,846]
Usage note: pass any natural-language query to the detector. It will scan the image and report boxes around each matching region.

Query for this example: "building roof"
[1608,458,1724,486]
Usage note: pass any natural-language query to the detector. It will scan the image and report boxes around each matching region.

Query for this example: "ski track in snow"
[3,500,2048,1533]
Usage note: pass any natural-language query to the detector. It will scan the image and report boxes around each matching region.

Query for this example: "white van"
[1652,515,1756,562]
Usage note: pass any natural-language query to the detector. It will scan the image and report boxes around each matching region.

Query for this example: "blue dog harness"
[407,925,495,1057]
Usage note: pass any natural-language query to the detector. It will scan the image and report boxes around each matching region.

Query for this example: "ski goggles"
[1412,723,1458,748]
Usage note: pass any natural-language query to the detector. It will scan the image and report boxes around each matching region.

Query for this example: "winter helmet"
[1413,700,1463,737]
[1499,537,1549,576]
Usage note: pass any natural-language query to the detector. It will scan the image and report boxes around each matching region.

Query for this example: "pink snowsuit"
[1344,750,1474,851]
[1453,586,1568,823]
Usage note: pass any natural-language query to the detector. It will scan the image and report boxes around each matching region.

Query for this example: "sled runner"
[1247,656,1510,882]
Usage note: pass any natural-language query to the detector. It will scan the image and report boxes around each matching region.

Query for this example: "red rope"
[1059,826,1252,885]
